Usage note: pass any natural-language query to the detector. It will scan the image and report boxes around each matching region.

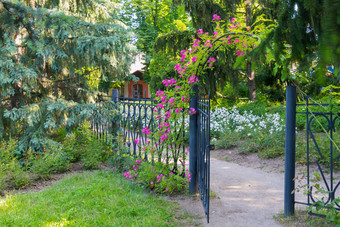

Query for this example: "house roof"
[130,54,144,74]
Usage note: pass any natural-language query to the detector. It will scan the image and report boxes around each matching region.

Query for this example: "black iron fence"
[89,101,119,144]
[91,89,212,222]
[196,92,212,223]
[295,96,340,212]
[118,96,157,161]
[284,86,340,217]
[117,94,187,174]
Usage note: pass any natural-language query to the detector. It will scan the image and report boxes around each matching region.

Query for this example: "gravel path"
[175,157,305,227]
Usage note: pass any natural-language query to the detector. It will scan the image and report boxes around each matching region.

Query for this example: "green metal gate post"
[189,85,198,194]
[284,85,296,217]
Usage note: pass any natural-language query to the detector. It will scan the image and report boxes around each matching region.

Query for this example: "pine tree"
[0,0,134,151]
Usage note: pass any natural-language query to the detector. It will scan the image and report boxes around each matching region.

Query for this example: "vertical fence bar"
[189,84,198,194]
[330,111,334,201]
[284,85,297,217]
[306,96,310,206]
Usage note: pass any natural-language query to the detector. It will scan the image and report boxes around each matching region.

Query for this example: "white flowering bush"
[211,106,284,138]
[211,106,286,158]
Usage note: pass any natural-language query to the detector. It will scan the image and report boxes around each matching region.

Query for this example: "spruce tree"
[0,0,134,151]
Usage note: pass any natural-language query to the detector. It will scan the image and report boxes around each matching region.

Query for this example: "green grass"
[0,170,188,226]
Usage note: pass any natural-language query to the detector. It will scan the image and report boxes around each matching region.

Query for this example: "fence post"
[189,85,198,193]
[284,85,296,217]
[112,89,119,103]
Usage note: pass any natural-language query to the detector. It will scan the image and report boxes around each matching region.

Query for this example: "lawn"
[0,170,187,226]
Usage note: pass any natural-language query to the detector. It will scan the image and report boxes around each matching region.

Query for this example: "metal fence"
[91,90,211,221]
[196,92,212,223]
[89,101,119,144]
[117,95,187,174]
[295,96,340,212]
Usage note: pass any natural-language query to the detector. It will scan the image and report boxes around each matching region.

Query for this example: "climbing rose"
[197,29,203,35]
[212,14,221,21]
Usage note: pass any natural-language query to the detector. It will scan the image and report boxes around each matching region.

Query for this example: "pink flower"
[212,14,221,21]
[188,75,199,84]
[193,39,201,48]
[156,103,164,109]
[169,97,175,106]
[170,172,173,175]
[175,108,180,114]
[197,29,203,35]
[189,107,196,114]
[174,64,181,70]
[213,31,218,35]
[204,40,211,46]
[156,90,164,97]
[151,181,153,185]
[191,56,197,62]
[142,127,152,135]
[165,188,168,191]
[231,17,236,23]
[230,25,237,29]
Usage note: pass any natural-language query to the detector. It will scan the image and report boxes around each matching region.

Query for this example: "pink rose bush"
[122,14,270,194]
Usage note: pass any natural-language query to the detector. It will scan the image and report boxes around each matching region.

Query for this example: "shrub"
[63,133,81,162]
[81,153,101,170]
[0,138,32,190]
[109,135,135,172]
[31,149,70,180]
[123,160,189,194]
[212,132,237,150]
[6,161,32,189]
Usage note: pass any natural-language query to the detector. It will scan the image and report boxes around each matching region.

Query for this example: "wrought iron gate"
[197,93,212,223]
[295,96,340,212]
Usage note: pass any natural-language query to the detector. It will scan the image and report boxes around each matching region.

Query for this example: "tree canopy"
[0,0,134,150]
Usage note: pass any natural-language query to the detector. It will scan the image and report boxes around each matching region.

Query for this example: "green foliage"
[124,160,189,194]
[255,131,285,159]
[108,134,135,172]
[213,132,238,150]
[147,51,177,92]
[30,138,70,179]
[62,121,113,170]
[0,138,32,190]
[308,198,340,226]
[31,150,70,180]
[62,133,81,162]
[120,0,191,59]
[0,0,131,151]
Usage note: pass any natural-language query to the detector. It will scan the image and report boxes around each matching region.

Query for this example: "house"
[109,54,151,99]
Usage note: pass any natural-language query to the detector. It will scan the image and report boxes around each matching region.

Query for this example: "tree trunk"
[245,0,256,101]
[247,62,256,100]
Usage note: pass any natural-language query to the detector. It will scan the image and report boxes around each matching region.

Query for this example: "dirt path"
[175,157,306,227]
